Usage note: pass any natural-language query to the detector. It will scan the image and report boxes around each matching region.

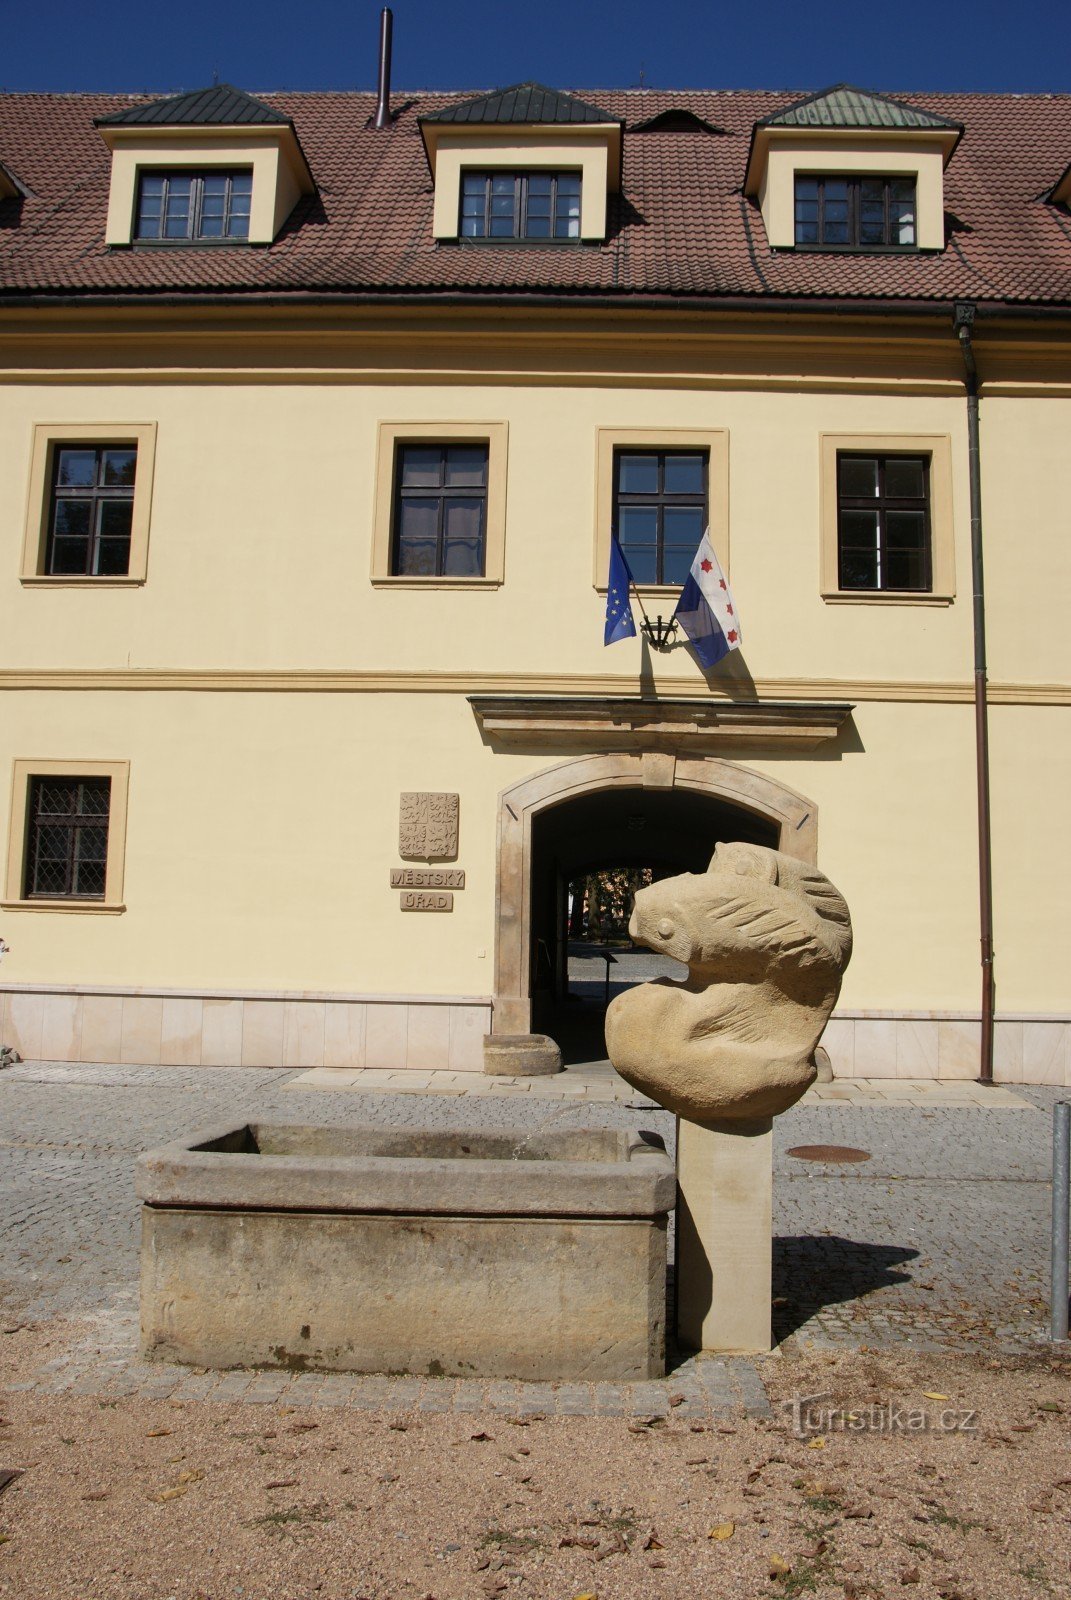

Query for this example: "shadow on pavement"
[772,1235,919,1341]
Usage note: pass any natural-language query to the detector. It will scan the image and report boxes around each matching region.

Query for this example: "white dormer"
[743,85,962,253]
[419,82,622,243]
[96,84,315,247]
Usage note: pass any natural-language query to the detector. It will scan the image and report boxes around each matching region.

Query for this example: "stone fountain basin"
[136,1122,674,1381]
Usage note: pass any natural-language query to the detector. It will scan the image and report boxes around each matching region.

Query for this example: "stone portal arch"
[492,752,819,1035]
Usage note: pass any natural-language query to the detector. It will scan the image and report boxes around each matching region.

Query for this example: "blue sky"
[3,0,1068,95]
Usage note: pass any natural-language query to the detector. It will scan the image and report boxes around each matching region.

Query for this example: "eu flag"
[604,537,638,645]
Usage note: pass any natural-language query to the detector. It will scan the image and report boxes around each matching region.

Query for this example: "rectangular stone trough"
[136,1122,674,1381]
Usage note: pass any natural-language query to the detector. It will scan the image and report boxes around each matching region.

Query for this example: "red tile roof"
[1,88,1070,308]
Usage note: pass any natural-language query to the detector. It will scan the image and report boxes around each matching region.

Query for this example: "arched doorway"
[492,753,819,1040]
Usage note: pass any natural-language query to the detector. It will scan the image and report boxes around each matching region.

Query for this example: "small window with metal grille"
[836,453,931,591]
[391,442,489,577]
[134,170,253,242]
[459,171,582,240]
[23,776,111,900]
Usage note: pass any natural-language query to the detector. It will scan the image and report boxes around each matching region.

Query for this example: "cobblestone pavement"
[0,1060,1065,1416]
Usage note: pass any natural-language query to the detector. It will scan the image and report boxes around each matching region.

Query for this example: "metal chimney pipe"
[374,7,393,129]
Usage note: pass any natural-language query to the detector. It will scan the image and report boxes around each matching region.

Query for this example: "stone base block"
[676,1116,773,1354]
[482,1032,562,1076]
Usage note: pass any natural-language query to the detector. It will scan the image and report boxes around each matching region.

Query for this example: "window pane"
[73,856,106,898]
[663,505,705,546]
[621,545,657,585]
[202,174,228,199]
[442,498,484,575]
[96,501,133,574]
[524,211,551,238]
[396,498,438,575]
[98,499,133,539]
[885,510,927,552]
[892,199,916,245]
[884,458,926,499]
[53,499,92,537]
[77,822,109,859]
[49,538,90,575]
[79,780,111,815]
[839,456,878,498]
[102,448,137,487]
[557,174,581,199]
[796,179,819,202]
[662,544,694,586]
[444,445,488,487]
[56,448,98,488]
[839,548,879,589]
[663,454,705,495]
[399,447,442,488]
[617,505,658,544]
[527,175,553,200]
[617,453,659,495]
[460,216,485,238]
[490,175,515,198]
[884,549,927,589]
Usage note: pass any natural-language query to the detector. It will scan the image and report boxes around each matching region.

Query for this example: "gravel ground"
[0,1325,1068,1600]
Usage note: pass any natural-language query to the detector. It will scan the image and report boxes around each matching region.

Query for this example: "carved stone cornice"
[468,695,854,751]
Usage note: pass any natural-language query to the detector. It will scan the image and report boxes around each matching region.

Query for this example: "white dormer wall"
[749,131,953,251]
[425,125,621,242]
[99,126,313,246]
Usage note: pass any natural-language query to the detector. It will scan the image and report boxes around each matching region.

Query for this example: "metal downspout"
[954,302,995,1084]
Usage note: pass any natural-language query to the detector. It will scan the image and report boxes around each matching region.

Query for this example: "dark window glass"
[613,449,708,586]
[24,777,111,900]
[837,453,931,591]
[135,170,253,242]
[459,171,582,240]
[392,443,489,576]
[794,176,917,250]
[47,445,137,576]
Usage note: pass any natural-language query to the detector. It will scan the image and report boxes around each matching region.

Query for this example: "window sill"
[0,899,126,915]
[593,582,687,598]
[370,575,503,590]
[20,576,146,588]
[821,591,954,606]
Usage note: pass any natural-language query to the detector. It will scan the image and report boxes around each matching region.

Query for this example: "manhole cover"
[787,1144,871,1164]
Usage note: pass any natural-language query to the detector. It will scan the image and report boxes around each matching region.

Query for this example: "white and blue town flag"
[672,530,741,669]
[604,536,638,645]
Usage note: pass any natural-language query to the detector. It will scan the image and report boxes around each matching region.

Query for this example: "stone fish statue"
[605,841,853,1123]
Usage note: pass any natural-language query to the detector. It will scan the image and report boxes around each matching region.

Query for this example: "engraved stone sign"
[391,868,465,889]
[399,792,459,862]
[400,891,454,912]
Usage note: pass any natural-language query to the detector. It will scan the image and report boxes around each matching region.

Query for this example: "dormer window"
[135,170,253,242]
[420,82,622,244]
[794,175,916,250]
[743,85,960,254]
[459,171,581,240]
[96,84,315,248]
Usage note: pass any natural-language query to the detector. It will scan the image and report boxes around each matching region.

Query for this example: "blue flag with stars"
[604,537,638,645]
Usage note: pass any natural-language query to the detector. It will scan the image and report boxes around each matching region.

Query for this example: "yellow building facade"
[0,81,1068,1084]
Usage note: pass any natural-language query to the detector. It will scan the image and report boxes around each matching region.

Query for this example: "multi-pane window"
[459,171,582,239]
[837,453,931,591]
[24,777,111,900]
[794,176,917,250]
[612,449,707,586]
[46,445,137,576]
[392,443,489,576]
[135,170,253,241]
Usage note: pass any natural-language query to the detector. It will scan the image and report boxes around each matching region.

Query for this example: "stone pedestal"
[482,1033,562,1076]
[676,1115,773,1353]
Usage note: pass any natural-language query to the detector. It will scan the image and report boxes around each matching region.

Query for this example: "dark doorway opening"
[529,785,778,1063]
